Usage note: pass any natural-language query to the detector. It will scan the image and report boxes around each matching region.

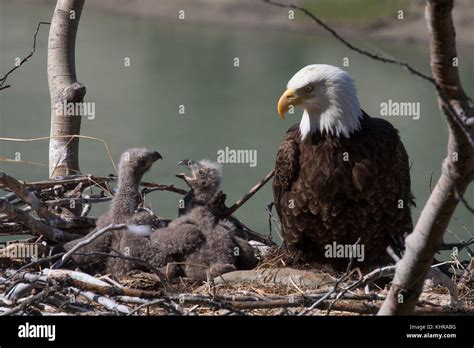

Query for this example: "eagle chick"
[62,148,162,274]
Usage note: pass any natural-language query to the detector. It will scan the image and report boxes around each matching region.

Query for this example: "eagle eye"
[304,85,313,93]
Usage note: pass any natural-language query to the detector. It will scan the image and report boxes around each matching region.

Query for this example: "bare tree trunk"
[379,0,474,315]
[47,0,85,178]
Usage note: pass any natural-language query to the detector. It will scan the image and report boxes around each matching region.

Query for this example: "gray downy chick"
[146,159,257,281]
[143,206,236,281]
[62,148,162,274]
[176,159,258,270]
[176,159,223,213]
[177,159,270,248]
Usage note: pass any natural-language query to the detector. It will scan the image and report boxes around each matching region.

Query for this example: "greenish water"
[0,1,473,259]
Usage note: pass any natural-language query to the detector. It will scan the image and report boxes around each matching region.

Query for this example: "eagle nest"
[0,245,472,316]
[0,157,472,316]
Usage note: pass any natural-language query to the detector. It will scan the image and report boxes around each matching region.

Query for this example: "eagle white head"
[277,64,363,139]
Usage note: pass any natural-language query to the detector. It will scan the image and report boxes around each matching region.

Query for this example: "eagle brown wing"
[273,113,413,269]
[273,124,301,245]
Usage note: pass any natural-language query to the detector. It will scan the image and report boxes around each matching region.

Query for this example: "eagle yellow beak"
[277,89,302,119]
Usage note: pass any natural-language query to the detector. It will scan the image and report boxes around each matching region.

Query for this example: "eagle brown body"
[273,112,413,270]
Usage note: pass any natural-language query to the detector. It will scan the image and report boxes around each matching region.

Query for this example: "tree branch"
[224,169,275,218]
[0,198,77,242]
[0,171,59,222]
[48,0,85,178]
[53,223,126,268]
[0,21,50,91]
[262,0,474,315]
[379,0,474,315]
[263,0,474,144]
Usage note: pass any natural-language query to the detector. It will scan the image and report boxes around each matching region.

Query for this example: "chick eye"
[304,85,313,93]
[198,169,204,176]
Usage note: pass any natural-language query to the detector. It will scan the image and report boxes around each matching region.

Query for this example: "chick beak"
[176,159,197,184]
[152,151,163,161]
[175,173,187,181]
[177,159,191,168]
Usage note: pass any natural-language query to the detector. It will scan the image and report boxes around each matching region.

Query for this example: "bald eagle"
[273,64,413,271]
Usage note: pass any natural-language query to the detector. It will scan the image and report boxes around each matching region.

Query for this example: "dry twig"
[0,22,50,91]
